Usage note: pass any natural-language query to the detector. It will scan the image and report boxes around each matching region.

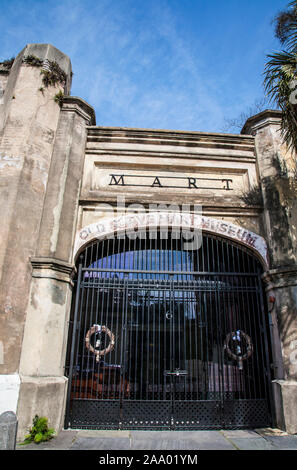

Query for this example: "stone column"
[17,96,95,438]
[0,44,72,417]
[242,110,297,433]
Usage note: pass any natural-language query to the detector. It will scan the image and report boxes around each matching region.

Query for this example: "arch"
[65,224,273,430]
[73,212,269,269]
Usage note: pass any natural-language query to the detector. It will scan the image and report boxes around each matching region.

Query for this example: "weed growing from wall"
[20,415,55,445]
[23,55,67,92]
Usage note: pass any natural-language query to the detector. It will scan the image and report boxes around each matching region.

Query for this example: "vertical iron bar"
[241,254,253,400]
[257,271,273,423]
[88,243,96,399]
[204,291,210,399]
[220,277,230,399]
[194,285,199,400]
[119,278,128,421]
[146,286,150,401]
[64,258,83,428]
[158,280,161,401]
[107,255,117,400]
[250,273,263,399]
[82,249,92,399]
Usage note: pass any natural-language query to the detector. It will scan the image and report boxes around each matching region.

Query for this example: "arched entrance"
[65,229,273,430]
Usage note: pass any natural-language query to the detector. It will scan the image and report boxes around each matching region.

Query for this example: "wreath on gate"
[85,324,115,362]
[223,330,253,370]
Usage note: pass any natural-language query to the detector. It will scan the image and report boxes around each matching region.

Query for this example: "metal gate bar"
[65,232,273,430]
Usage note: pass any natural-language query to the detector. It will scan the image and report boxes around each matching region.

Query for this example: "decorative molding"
[62,96,96,125]
[241,109,282,135]
[262,265,297,290]
[30,257,76,284]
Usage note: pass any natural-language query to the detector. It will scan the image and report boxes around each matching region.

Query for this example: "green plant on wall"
[23,55,67,89]
[0,57,15,69]
[20,415,55,445]
[23,55,43,67]
[54,90,64,108]
[41,61,67,88]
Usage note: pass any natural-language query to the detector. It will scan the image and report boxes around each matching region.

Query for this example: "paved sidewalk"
[16,428,297,451]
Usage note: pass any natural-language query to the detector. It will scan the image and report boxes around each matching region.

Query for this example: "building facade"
[0,44,296,438]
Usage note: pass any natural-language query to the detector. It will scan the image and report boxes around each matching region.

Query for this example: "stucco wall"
[1,43,297,437]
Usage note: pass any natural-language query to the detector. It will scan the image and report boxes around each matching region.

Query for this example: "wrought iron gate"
[65,232,273,430]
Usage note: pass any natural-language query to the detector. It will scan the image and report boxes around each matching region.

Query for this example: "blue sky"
[0,0,288,132]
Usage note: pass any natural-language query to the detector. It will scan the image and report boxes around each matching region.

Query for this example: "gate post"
[16,92,95,438]
[0,43,72,434]
[242,111,297,434]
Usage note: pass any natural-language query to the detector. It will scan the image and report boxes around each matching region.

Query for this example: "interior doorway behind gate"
[65,230,273,430]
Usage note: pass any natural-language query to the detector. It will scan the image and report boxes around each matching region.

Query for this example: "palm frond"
[264,2,297,153]
[274,1,297,52]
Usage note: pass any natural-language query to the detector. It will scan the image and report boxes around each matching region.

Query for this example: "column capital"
[262,265,297,290]
[61,96,96,125]
[30,257,76,284]
[241,109,282,135]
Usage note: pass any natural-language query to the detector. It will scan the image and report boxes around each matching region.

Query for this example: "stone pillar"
[0,44,72,417]
[242,110,297,433]
[17,96,95,439]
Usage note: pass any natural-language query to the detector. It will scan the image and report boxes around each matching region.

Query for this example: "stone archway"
[65,215,274,430]
[73,212,269,268]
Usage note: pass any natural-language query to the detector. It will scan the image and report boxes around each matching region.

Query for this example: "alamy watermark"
[93,196,203,250]
[289,79,297,104]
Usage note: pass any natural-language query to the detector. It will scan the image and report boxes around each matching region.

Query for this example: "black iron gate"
[65,232,273,430]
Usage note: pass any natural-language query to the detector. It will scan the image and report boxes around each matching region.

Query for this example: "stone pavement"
[15,428,297,451]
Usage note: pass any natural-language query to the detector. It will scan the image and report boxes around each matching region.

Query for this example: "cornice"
[262,264,297,290]
[30,257,76,284]
[87,126,255,150]
[62,96,96,125]
[241,109,282,135]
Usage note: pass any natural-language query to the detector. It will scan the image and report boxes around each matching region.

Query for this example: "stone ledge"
[19,375,68,384]
[62,96,96,125]
[263,265,297,289]
[241,109,282,135]
[87,125,255,141]
[30,257,76,284]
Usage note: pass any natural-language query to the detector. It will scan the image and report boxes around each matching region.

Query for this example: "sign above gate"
[108,174,233,191]
[87,165,251,195]
[74,212,269,267]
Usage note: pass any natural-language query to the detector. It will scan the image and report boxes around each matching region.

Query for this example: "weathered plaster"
[50,146,70,253]
[1,45,297,437]
[0,45,72,377]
